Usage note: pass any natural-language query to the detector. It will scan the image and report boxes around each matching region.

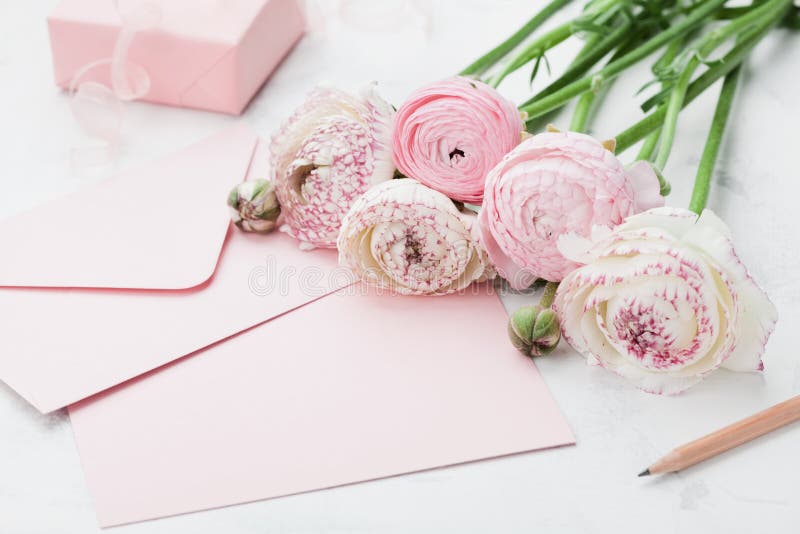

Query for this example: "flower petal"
[626,161,665,212]
[478,205,536,290]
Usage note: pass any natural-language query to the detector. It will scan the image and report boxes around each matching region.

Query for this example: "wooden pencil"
[639,394,800,476]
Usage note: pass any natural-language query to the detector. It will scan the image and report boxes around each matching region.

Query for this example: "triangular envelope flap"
[0,124,256,290]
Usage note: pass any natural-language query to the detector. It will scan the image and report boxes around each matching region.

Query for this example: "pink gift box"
[48,0,306,114]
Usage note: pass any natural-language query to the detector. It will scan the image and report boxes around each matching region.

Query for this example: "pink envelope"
[69,284,575,527]
[0,124,348,413]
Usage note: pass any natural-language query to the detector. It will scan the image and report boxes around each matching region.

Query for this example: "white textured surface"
[1,1,799,532]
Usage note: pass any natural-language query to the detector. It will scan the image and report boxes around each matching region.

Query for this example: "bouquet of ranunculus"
[230,0,798,394]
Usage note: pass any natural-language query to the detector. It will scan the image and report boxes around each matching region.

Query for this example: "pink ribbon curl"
[68,1,162,168]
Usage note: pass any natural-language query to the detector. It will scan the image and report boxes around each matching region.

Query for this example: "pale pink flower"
[479,131,663,287]
[337,179,494,295]
[554,207,778,395]
[270,83,395,249]
[392,76,523,204]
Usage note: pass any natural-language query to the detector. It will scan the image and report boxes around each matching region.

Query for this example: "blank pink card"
[69,286,574,527]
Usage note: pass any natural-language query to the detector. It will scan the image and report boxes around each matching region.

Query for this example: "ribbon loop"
[68,0,162,167]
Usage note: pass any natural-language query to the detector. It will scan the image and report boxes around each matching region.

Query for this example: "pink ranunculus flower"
[270,83,395,249]
[479,131,664,287]
[337,179,494,295]
[392,76,523,204]
[553,207,778,395]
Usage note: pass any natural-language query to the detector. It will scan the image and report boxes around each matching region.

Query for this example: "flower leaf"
[529,54,544,86]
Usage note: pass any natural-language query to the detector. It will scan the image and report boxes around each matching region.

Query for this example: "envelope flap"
[0,124,257,290]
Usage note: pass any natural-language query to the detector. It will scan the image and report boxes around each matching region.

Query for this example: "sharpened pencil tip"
[638,468,651,477]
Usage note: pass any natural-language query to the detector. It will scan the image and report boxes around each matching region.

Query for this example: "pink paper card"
[69,285,574,527]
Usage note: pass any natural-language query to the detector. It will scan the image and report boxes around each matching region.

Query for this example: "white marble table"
[1,1,799,532]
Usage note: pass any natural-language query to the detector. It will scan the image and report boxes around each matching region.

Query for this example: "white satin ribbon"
[68,0,162,168]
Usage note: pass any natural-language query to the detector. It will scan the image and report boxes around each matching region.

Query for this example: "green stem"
[460,0,574,77]
[639,22,707,114]
[519,13,634,107]
[519,0,729,119]
[525,17,650,133]
[637,128,661,161]
[651,34,685,75]
[570,91,595,132]
[634,34,682,162]
[540,281,559,308]
[573,32,605,62]
[641,28,695,113]
[653,0,787,171]
[614,10,786,153]
[784,6,800,28]
[568,27,638,134]
[688,67,740,213]
[489,22,574,87]
[489,0,623,88]
[653,65,693,170]
[571,2,628,61]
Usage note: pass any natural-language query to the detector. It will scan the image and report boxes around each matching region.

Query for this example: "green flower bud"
[227,179,281,233]
[508,305,561,357]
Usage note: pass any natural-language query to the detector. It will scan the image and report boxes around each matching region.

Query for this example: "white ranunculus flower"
[553,207,777,395]
[337,179,494,295]
[270,83,395,249]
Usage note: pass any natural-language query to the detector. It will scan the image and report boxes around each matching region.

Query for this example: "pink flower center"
[448,148,465,164]
[601,283,707,371]
[611,305,677,366]
[404,232,423,264]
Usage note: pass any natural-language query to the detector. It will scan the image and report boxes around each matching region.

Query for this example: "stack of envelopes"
[0,125,574,527]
